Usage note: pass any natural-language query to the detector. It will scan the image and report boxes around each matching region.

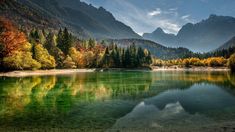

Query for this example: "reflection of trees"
[0,71,234,130]
[0,77,41,118]
[0,72,154,130]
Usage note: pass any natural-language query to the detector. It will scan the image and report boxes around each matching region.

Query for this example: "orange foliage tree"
[0,17,27,57]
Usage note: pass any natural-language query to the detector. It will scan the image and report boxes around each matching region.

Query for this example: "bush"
[208,57,227,67]
[229,54,235,72]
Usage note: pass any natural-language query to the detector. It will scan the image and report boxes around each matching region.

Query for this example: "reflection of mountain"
[111,82,235,131]
[110,102,212,131]
[145,84,235,114]
[0,71,235,131]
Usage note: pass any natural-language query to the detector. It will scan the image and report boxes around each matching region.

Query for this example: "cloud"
[148,8,162,17]
[169,8,178,11]
[82,0,186,34]
[181,15,190,20]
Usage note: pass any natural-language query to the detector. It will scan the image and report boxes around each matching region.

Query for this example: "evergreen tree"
[102,48,110,68]
[124,48,131,68]
[46,32,65,68]
[57,28,73,55]
[137,47,145,67]
[88,39,96,49]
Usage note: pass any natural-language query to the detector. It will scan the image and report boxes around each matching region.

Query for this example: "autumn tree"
[63,55,77,69]
[0,17,41,70]
[229,54,235,72]
[34,44,56,69]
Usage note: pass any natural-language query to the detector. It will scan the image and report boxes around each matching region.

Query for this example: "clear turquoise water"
[0,71,235,131]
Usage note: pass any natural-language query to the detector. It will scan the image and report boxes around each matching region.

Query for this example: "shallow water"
[0,71,235,131]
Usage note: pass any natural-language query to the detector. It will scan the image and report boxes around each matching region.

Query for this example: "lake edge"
[0,67,230,77]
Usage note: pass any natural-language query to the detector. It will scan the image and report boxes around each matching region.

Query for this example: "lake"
[0,71,235,132]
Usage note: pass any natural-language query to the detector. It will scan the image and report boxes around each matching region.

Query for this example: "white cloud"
[90,0,183,34]
[169,8,178,11]
[181,15,190,20]
[148,8,162,17]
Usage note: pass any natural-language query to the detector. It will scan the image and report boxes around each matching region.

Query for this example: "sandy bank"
[0,67,230,77]
[0,69,96,77]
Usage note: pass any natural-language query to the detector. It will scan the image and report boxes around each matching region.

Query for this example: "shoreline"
[152,66,230,72]
[0,67,230,77]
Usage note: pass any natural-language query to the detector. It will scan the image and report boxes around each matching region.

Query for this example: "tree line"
[0,17,152,71]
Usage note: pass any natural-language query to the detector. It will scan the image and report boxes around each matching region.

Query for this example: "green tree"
[88,39,96,49]
[45,32,65,68]
[137,47,145,67]
[102,48,110,68]
[57,28,73,55]
[145,50,152,65]
[124,48,131,68]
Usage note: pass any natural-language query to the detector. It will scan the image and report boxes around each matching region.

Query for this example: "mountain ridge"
[143,15,235,52]
[0,0,141,39]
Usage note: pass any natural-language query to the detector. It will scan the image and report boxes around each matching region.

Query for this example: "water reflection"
[0,71,234,131]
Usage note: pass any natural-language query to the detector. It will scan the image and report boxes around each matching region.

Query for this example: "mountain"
[143,28,176,47]
[107,39,193,60]
[143,15,235,52]
[217,36,235,51]
[0,0,141,39]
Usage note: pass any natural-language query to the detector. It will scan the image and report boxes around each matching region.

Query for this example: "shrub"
[229,54,235,72]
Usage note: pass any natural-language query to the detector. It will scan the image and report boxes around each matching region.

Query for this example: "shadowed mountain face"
[143,15,235,52]
[0,0,141,39]
[143,28,176,48]
[217,36,235,51]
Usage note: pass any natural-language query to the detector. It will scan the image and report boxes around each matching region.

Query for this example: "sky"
[81,0,235,35]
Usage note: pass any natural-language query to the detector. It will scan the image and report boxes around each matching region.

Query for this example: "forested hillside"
[0,17,151,71]
[108,39,194,60]
[0,0,140,39]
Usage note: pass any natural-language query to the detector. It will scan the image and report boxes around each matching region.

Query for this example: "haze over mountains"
[143,15,235,52]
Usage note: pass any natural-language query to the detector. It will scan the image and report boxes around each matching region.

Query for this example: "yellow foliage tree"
[34,44,56,69]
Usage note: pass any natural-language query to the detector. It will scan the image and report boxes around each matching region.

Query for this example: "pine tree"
[58,28,73,55]
[137,47,145,67]
[102,48,110,68]
[124,48,131,68]
[46,32,65,68]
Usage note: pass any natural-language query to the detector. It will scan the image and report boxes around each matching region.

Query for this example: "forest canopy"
[0,17,152,71]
